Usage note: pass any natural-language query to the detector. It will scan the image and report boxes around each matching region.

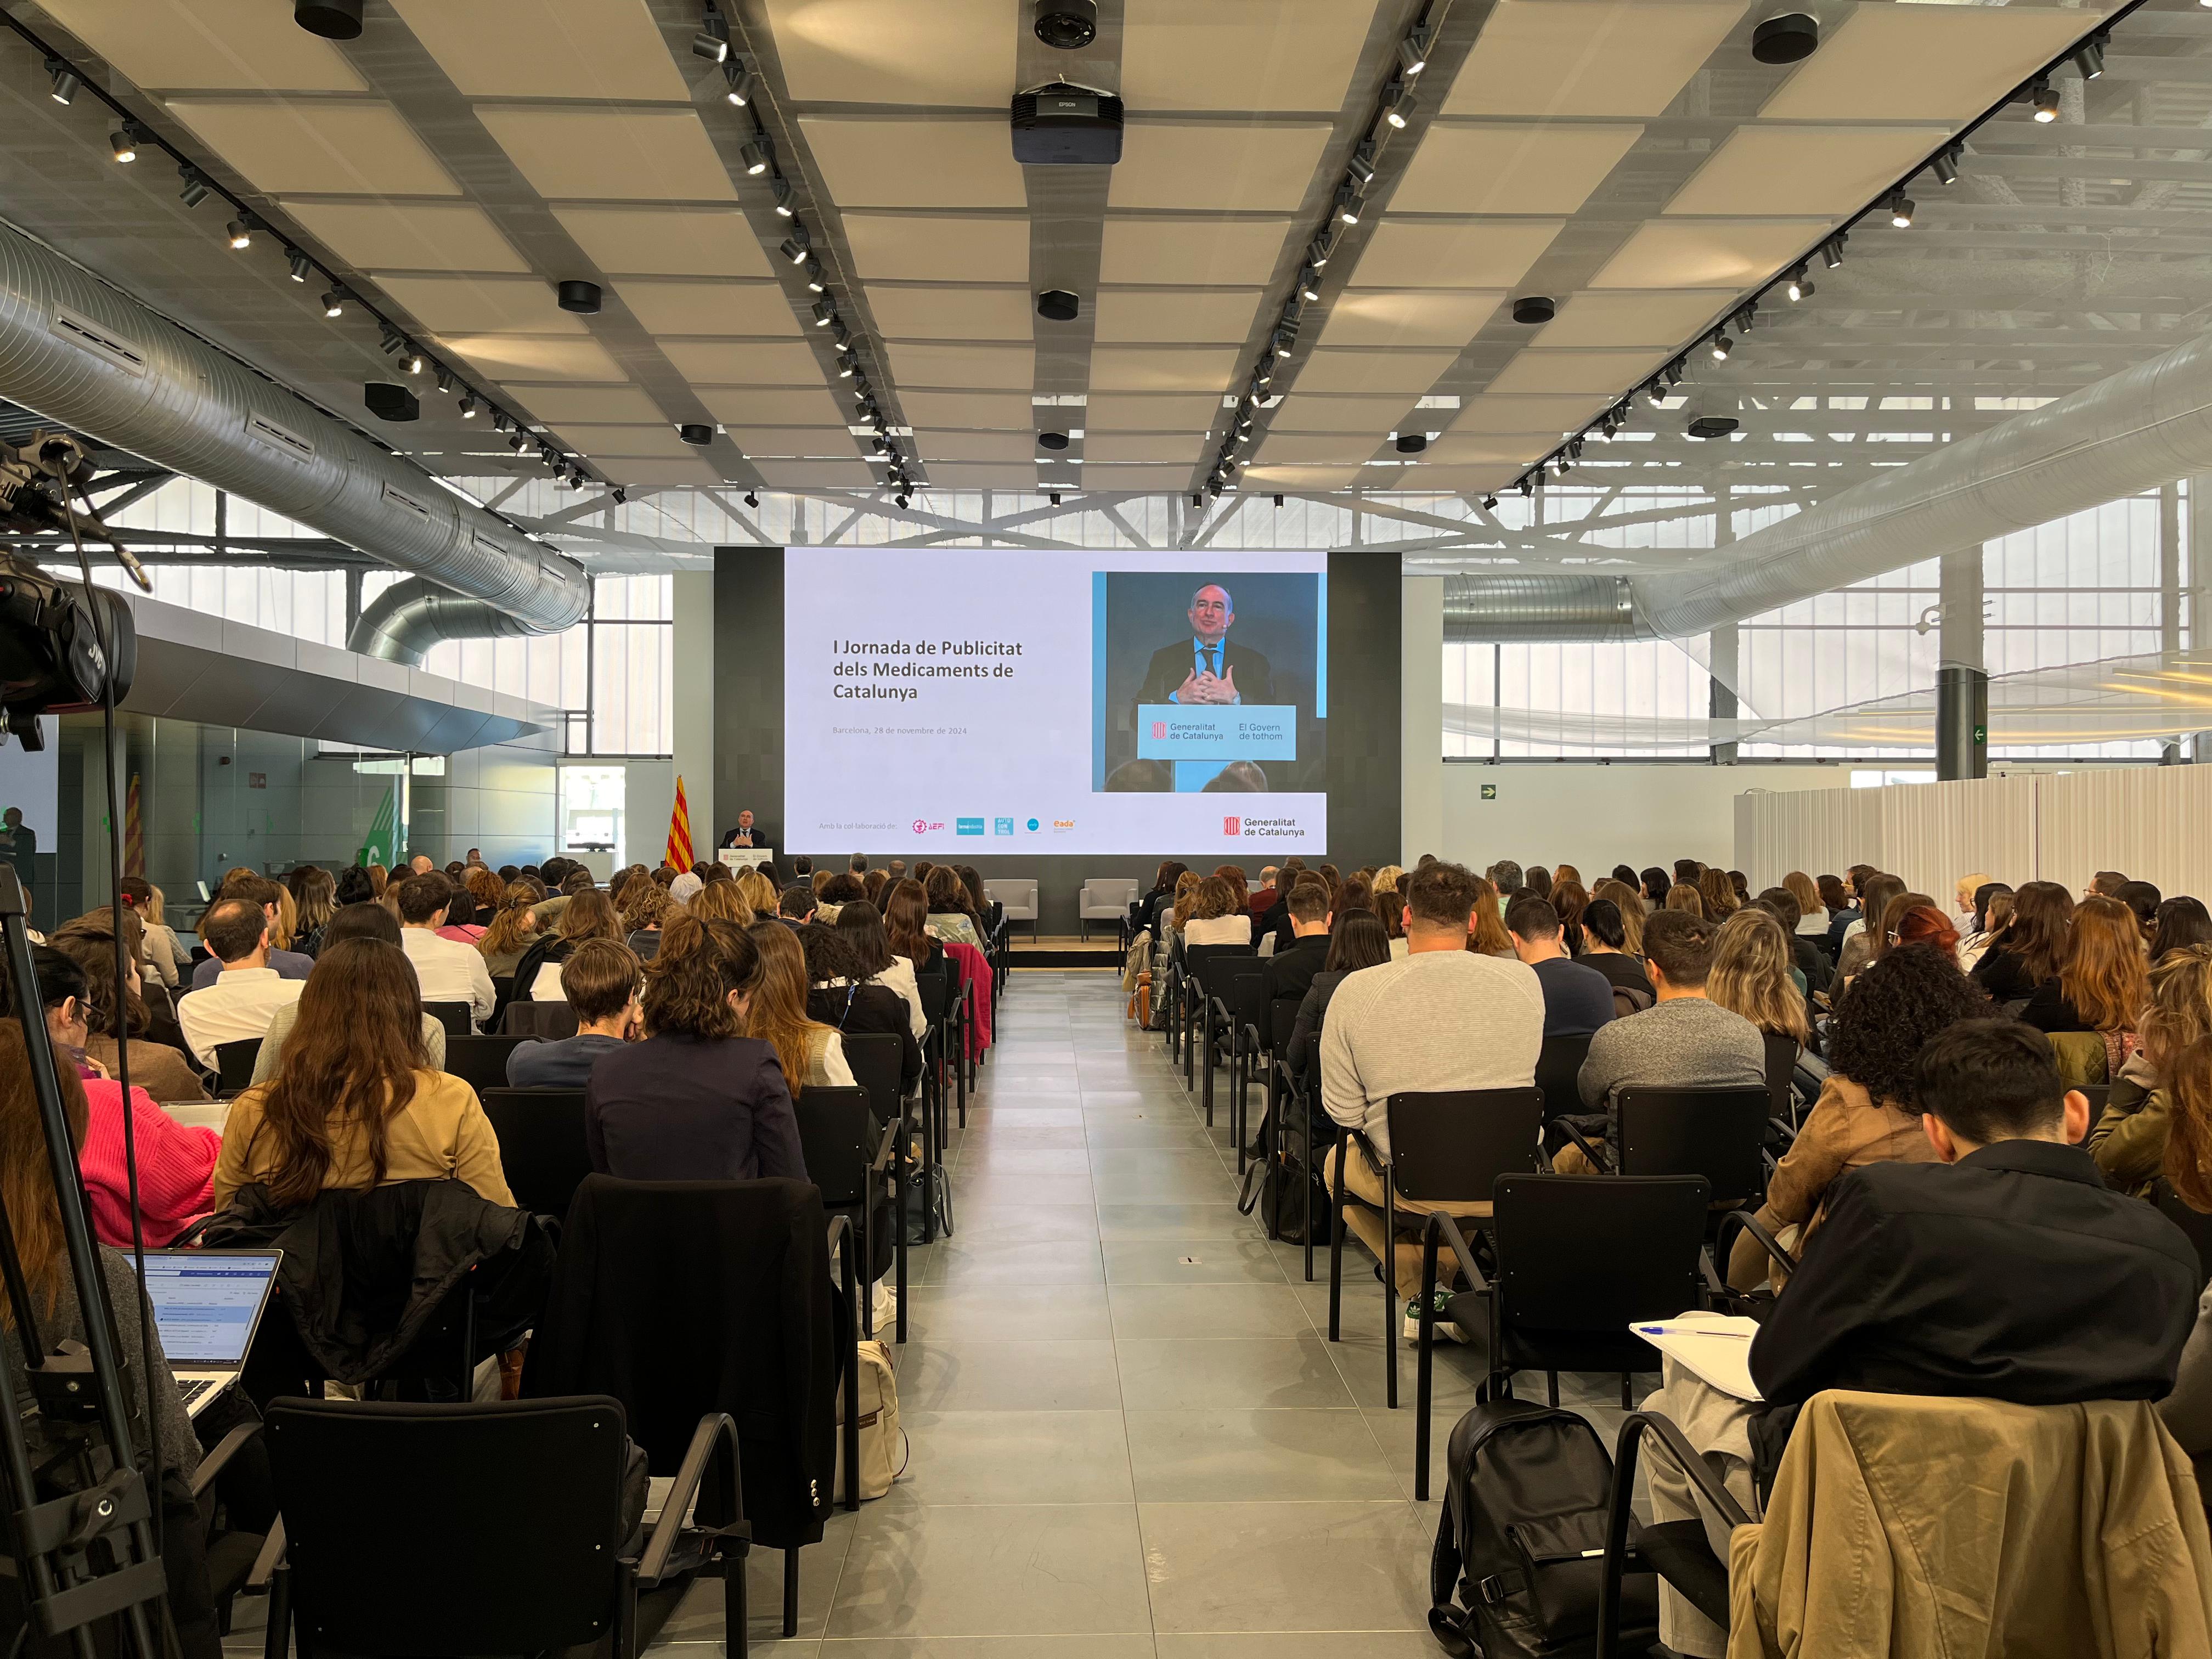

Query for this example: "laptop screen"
[143,1252,279,1366]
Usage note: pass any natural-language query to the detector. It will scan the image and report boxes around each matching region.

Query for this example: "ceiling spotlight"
[1036,289,1081,322]
[509,431,529,452]
[405,348,425,375]
[557,279,603,313]
[1308,232,1336,268]
[1481,494,1498,511]
[178,171,211,208]
[1034,0,1098,49]
[492,411,510,433]
[110,128,140,164]
[1334,187,1361,227]
[321,289,346,317]
[1272,329,1295,359]
[1397,25,1433,76]
[287,250,313,283]
[1645,381,1665,407]
[834,350,859,378]
[810,298,837,328]
[436,368,455,394]
[1932,145,1960,187]
[1049,491,1062,506]
[611,487,627,505]
[2029,80,2058,122]
[1381,77,1418,129]
[693,12,731,62]
[830,324,853,351]
[1710,332,1733,360]
[770,174,795,217]
[779,223,811,264]
[1785,264,1808,301]
[1344,142,1378,188]
[1888,188,1915,228]
[1296,266,1321,302]
[2074,33,2105,80]
[1750,12,1819,64]
[1518,476,1534,497]
[895,493,910,509]
[459,394,479,419]
[740,138,773,176]
[1254,360,1274,386]
[46,61,80,105]
[225,219,254,250]
[723,61,755,105]
[679,423,714,447]
[803,256,826,293]
[1819,234,1845,269]
[744,490,760,508]
[294,0,364,40]
[871,433,890,453]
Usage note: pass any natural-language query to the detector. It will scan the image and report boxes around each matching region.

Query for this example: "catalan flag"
[666,775,695,870]
[124,771,144,876]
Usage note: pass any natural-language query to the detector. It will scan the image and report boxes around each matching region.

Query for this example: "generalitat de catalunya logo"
[1222,816,1240,836]
[1150,720,1167,738]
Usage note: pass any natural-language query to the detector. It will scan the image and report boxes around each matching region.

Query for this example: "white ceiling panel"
[388,0,686,99]
[1446,1,1746,117]
[1089,347,1243,392]
[766,0,1018,105]
[1383,461,1519,490]
[899,391,1037,428]
[1350,221,1564,289]
[1588,220,1831,289]
[1451,395,1606,435]
[927,462,1036,488]
[724,428,856,456]
[1099,219,1291,286]
[1084,433,1203,463]
[1486,349,1667,396]
[40,0,366,92]
[162,100,458,196]
[800,117,1026,209]
[1242,463,1363,489]
[607,459,727,486]
[1080,465,1201,490]
[1320,290,1505,349]
[616,281,802,336]
[1264,394,1406,435]
[1086,392,1231,430]
[917,430,1041,463]
[1763,5,2106,122]
[1109,123,1334,212]
[377,276,582,335]
[661,340,826,382]
[555,424,697,459]
[511,385,669,424]
[1424,433,1559,466]
[1392,124,1642,216]
[866,287,1036,342]
[285,201,527,274]
[1118,0,1381,113]
[843,215,1031,283]
[890,343,1036,388]
[1294,349,1459,395]
[753,459,877,487]
[438,334,629,382]
[1093,289,1264,345]
[550,207,774,278]
[1666,126,1950,217]
[477,108,737,202]
[1259,434,1382,465]
[1531,290,1739,350]
[693,386,851,427]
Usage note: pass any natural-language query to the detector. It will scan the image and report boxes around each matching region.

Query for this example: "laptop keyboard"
[177,1378,220,1410]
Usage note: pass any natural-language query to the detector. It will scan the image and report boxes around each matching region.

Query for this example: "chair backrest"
[985,879,1039,918]
[1615,1087,1771,1206]
[793,1085,874,1207]
[1493,1173,1710,1335]
[1533,1034,1593,1120]
[1267,995,1304,1054]
[842,1031,904,1126]
[915,968,950,1026]
[1382,1088,1547,1203]
[422,1000,472,1036]
[480,1088,593,1221]
[1763,1031,1801,1120]
[443,1033,531,1094]
[2154,1178,2212,1283]
[503,1000,580,1041]
[1184,943,1257,996]
[266,1395,626,1656]
[1229,969,1269,1037]
[214,1037,262,1094]
[1090,877,1138,906]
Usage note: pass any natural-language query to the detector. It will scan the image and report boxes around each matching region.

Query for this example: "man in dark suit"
[1261,877,1333,1004]
[719,809,770,850]
[1133,583,1274,713]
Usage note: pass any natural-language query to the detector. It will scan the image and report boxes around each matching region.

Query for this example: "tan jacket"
[1728,1391,2212,1659]
[214,1069,514,1210]
[1726,1075,1938,1290]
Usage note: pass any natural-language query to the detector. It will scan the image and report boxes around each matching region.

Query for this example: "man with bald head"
[1136,581,1275,710]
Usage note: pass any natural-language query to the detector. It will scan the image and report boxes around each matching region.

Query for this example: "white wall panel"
[1878,775,2039,900]
[1735,783,1881,891]
[2037,767,2212,899]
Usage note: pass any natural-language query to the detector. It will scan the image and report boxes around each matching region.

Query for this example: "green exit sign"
[1480,783,1498,801]
[1973,724,1987,746]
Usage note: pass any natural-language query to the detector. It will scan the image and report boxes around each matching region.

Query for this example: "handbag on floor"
[834,1337,909,1502]
[1237,1103,1331,1246]
[1429,1398,1660,1659]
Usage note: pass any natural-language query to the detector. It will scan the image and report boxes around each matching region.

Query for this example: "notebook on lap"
[143,1249,281,1418]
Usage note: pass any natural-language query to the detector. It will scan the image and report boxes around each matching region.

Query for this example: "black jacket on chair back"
[521,1173,838,1551]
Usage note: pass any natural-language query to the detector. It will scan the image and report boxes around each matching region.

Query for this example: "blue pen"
[1637,1325,1751,1339]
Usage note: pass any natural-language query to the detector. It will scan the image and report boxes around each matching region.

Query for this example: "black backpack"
[1429,1399,1658,1659]
[1237,1099,1330,1245]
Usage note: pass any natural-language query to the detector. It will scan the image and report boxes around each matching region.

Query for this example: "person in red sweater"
[77,1075,221,1246]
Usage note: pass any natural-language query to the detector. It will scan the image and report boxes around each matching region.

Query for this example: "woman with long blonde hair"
[1593,878,1646,955]
[736,866,780,916]
[477,881,542,978]
[745,919,853,1092]
[1708,906,1809,1044]
[2090,944,2212,1197]
[1782,870,1826,938]
[367,863,389,899]
[1666,883,1705,919]
[690,879,754,927]
[2027,893,2151,1045]
[1169,869,1204,933]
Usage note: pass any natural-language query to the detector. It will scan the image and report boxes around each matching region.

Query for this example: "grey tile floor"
[225,970,1633,1658]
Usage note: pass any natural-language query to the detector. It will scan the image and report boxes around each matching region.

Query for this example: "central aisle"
[659,969,1630,1656]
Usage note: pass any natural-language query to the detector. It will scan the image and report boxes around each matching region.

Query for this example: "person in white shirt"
[1181,874,1254,945]
[394,873,496,1031]
[176,899,306,1068]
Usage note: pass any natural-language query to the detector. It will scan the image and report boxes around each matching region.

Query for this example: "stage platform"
[1006,934,1125,970]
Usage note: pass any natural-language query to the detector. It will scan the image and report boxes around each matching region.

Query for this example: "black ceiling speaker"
[1688,413,1740,439]
[1751,13,1819,64]
[1036,289,1080,321]
[1511,296,1556,325]
[1394,433,1427,454]
[557,280,603,314]
[1012,82,1124,165]
[1038,431,1070,450]
[678,424,714,447]
[294,0,363,40]
[1034,0,1097,49]
[363,382,419,422]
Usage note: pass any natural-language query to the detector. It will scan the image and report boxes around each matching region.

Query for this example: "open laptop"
[142,1249,281,1418]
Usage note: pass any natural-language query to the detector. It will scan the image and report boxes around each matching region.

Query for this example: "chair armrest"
[1421,1210,1492,1295]
[1714,1210,1797,1283]
[1347,1127,1386,1180]
[637,1412,748,1585]
[245,1517,286,1590]
[189,1422,262,1501]
[1615,1413,1753,1530]
[1548,1116,1613,1173]
[868,1114,899,1178]
[1767,1116,1798,1152]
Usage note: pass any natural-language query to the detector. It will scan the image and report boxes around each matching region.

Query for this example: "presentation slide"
[784,549,1327,856]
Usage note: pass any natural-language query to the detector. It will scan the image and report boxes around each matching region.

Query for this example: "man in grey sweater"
[1322,860,1544,1331]
[1555,907,1766,1172]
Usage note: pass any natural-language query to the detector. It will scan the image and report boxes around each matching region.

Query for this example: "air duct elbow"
[347,577,546,666]
[1442,574,1644,644]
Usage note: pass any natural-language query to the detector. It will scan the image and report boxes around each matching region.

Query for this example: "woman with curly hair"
[1696,866,1739,921]
[1183,874,1251,945]
[1726,943,1990,1290]
[2089,944,2212,1197]
[620,877,678,960]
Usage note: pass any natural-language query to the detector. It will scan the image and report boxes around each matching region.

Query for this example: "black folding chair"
[1326,1088,1547,1409]
[1257,994,1331,1279]
[443,1032,531,1094]
[1594,1411,1751,1656]
[214,1037,262,1097]
[1762,1032,1801,1127]
[1224,969,1270,1175]
[841,1031,911,1341]
[794,1085,897,1340]
[481,1088,594,1221]
[422,1000,473,1037]
[504,1000,580,1041]
[1180,944,1257,1106]
[1554,1086,1776,1216]
[1534,1032,1593,1131]
[1411,1174,1712,1497]
[258,1395,748,1659]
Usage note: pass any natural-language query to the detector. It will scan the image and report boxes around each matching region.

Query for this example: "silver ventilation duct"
[347,576,544,664]
[1447,323,2212,642]
[0,220,589,647]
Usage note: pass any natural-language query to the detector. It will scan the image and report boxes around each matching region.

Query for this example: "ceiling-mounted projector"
[1012,81,1124,165]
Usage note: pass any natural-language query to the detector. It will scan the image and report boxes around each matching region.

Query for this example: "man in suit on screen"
[1133,583,1275,712]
